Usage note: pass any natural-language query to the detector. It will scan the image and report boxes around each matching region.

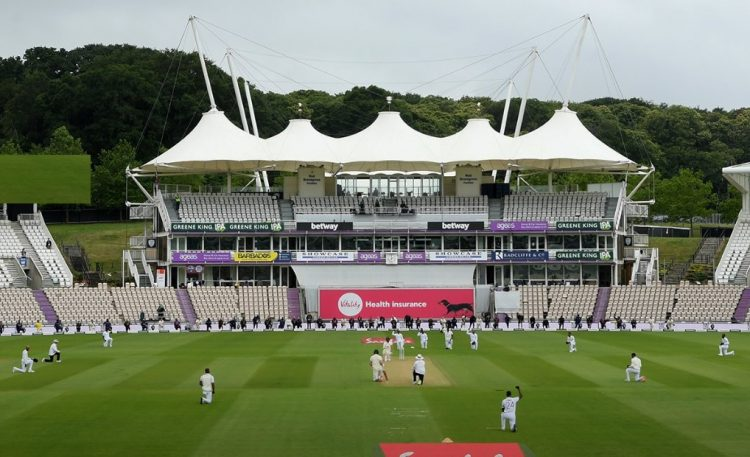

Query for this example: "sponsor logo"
[312,222,338,231]
[232,251,279,262]
[177,253,199,261]
[443,222,469,231]
[427,221,484,231]
[493,251,548,261]
[555,220,613,231]
[555,250,613,261]
[338,293,363,317]
[214,223,226,232]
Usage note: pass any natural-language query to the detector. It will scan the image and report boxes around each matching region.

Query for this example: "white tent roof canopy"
[133,106,642,176]
[509,108,638,172]
[137,109,268,174]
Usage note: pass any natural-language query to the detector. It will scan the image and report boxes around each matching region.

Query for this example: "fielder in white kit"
[419,329,428,349]
[12,346,36,373]
[501,386,523,432]
[199,368,215,404]
[718,334,735,356]
[566,332,577,352]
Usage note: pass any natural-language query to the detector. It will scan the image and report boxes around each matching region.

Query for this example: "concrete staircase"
[11,222,54,288]
[2,258,28,287]
[592,287,611,323]
[732,289,750,322]
[488,198,503,219]
[33,289,58,323]
[286,288,302,319]
[176,288,197,324]
[278,199,295,222]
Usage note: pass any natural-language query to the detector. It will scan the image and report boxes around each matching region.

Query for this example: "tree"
[43,126,86,154]
[652,169,716,222]
[0,139,22,154]
[91,140,139,208]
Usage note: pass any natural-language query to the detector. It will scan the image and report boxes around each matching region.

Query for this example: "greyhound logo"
[338,292,363,317]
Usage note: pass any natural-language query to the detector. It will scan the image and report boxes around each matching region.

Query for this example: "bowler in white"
[12,346,35,373]
[501,386,523,432]
[393,330,405,360]
[199,368,215,404]
[102,330,113,348]
[468,330,479,350]
[444,328,453,350]
[566,332,577,352]
[625,352,644,382]
[718,334,735,356]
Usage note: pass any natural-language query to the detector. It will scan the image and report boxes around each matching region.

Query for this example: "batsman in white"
[718,333,735,356]
[199,368,215,404]
[501,386,523,432]
[566,332,577,353]
[369,349,385,382]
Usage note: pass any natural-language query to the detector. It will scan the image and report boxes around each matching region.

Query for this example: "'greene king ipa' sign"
[319,288,474,319]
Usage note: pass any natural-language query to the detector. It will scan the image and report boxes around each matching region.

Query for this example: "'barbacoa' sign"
[555,221,612,231]
[171,222,283,233]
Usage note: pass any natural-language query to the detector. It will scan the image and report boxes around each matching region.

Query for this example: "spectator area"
[503,192,607,221]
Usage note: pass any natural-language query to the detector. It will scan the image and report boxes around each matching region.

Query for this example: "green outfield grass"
[47,221,148,276]
[0,331,747,457]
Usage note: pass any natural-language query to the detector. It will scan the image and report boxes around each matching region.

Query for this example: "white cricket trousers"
[103,338,113,347]
[569,343,576,352]
[625,367,640,381]
[372,368,383,381]
[201,390,213,404]
[13,361,34,373]
[719,344,734,356]
[501,412,516,431]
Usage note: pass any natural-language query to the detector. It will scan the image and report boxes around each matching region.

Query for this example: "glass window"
[530,264,545,281]
[323,236,339,251]
[582,234,597,249]
[306,236,322,251]
[582,265,598,285]
[444,236,459,250]
[548,264,563,280]
[204,237,219,251]
[512,235,528,250]
[356,237,373,251]
[186,237,201,250]
[547,235,563,250]
[564,264,581,284]
[341,237,356,251]
[220,237,237,250]
[254,237,271,250]
[563,235,580,250]
[460,235,477,251]
[513,265,529,285]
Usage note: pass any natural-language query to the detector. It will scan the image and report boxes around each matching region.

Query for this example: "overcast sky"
[3,0,749,109]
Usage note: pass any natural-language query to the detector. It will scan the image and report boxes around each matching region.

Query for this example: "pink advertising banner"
[319,288,475,319]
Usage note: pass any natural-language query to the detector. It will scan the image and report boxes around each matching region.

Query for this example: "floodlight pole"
[243,81,268,191]
[562,15,589,109]
[189,16,217,110]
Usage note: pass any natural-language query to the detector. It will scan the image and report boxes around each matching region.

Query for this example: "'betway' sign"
[297,222,354,232]
[427,221,484,231]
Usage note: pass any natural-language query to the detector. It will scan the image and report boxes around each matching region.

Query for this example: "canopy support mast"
[492,80,514,182]
[226,50,261,191]
[562,15,589,109]
[189,16,217,110]
[505,48,538,184]
[244,81,269,191]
